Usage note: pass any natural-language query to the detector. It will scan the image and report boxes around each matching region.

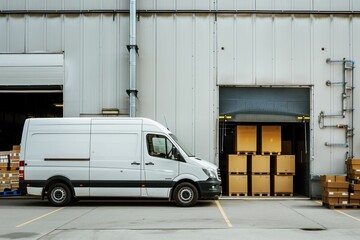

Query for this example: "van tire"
[173,182,198,207]
[48,183,72,206]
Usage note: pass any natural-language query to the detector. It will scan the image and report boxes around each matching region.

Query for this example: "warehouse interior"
[0,88,63,151]
[219,87,310,197]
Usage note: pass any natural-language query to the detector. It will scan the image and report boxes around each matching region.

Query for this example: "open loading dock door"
[219,87,310,197]
[0,54,64,150]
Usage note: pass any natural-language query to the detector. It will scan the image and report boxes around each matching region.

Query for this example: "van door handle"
[145,162,154,166]
[131,161,140,165]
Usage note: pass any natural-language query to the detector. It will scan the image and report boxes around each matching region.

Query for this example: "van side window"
[146,134,177,160]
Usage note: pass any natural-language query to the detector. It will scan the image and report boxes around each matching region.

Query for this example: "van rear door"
[89,119,142,197]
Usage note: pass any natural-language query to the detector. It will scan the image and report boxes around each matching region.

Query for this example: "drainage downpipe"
[129,0,137,117]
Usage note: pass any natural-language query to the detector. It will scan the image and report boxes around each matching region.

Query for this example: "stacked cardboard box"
[321,175,349,207]
[347,159,360,183]
[228,155,247,196]
[235,126,257,154]
[271,155,295,196]
[249,155,270,196]
[349,183,360,205]
[261,126,281,155]
[0,145,20,192]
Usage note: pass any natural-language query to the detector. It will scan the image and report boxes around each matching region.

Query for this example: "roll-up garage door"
[220,87,310,122]
[0,54,64,150]
[0,53,64,89]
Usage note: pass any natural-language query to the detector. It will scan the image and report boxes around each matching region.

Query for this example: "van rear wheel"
[173,182,198,207]
[48,183,72,206]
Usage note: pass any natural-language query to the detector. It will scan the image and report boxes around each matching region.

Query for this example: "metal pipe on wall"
[129,0,137,117]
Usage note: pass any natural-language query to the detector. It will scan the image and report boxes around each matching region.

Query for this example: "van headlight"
[202,168,217,178]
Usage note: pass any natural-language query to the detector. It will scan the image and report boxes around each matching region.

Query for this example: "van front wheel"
[173,182,198,207]
[48,183,72,206]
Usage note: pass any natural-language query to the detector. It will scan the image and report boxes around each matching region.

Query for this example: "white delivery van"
[19,118,221,207]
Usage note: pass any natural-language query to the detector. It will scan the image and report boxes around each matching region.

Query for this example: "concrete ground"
[0,197,360,240]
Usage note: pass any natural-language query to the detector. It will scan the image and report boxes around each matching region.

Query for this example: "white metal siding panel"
[293,0,312,10]
[63,16,82,117]
[255,0,273,10]
[101,14,118,110]
[0,16,6,52]
[353,18,360,158]
[27,15,45,52]
[83,0,101,9]
[28,0,45,10]
[137,15,156,119]
[217,15,235,85]
[46,0,62,10]
[9,16,25,52]
[331,0,351,11]
[156,0,175,10]
[176,0,194,10]
[314,0,331,11]
[138,0,155,10]
[155,15,176,131]
[195,0,212,10]
[194,15,215,161]
[64,0,80,10]
[175,15,194,152]
[46,15,62,52]
[235,15,254,85]
[293,17,311,85]
[217,0,235,10]
[354,1,360,11]
[82,15,101,114]
[8,0,26,10]
[274,16,291,84]
[313,16,332,174]
[255,16,273,85]
[274,0,292,10]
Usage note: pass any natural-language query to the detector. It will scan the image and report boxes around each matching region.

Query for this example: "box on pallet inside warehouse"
[250,155,270,174]
[271,155,295,175]
[228,155,247,174]
[235,126,257,154]
[349,183,360,204]
[250,175,270,196]
[228,175,247,196]
[347,159,360,182]
[261,126,281,154]
[271,175,293,196]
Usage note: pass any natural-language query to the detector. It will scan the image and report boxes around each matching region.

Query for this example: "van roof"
[26,117,172,134]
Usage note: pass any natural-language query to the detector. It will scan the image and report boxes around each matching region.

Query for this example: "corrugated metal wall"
[0,0,359,176]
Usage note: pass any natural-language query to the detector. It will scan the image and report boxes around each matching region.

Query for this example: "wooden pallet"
[324,203,360,209]
[262,152,281,156]
[236,151,256,155]
[273,193,294,197]
[251,193,270,197]
[251,172,270,175]
[229,192,247,197]
[229,172,247,175]
[275,172,295,176]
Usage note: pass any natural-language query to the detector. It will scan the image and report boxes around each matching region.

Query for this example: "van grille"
[217,168,221,180]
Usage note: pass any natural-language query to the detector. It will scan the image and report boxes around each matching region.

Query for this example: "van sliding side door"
[89,119,142,197]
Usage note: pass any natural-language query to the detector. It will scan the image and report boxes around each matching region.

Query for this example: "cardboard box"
[251,175,270,193]
[235,126,257,153]
[324,182,349,191]
[323,191,348,198]
[250,155,270,173]
[323,197,339,205]
[228,155,247,173]
[12,145,20,151]
[261,126,281,153]
[228,175,248,193]
[350,193,360,200]
[272,155,295,174]
[272,175,293,193]
[320,175,346,187]
[350,183,360,192]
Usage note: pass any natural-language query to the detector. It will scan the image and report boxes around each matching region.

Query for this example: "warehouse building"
[0,0,359,198]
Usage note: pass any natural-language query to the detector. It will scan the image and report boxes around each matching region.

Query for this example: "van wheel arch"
[171,180,200,207]
[43,176,75,200]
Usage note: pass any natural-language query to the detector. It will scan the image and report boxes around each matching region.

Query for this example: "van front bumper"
[198,178,222,199]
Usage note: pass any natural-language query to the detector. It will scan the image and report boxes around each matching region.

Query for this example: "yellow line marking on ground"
[334,210,360,222]
[315,200,360,222]
[215,200,232,228]
[16,207,66,228]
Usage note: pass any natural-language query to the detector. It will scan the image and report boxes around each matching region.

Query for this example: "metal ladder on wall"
[318,58,355,161]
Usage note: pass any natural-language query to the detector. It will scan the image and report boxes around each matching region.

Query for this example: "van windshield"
[170,134,194,157]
